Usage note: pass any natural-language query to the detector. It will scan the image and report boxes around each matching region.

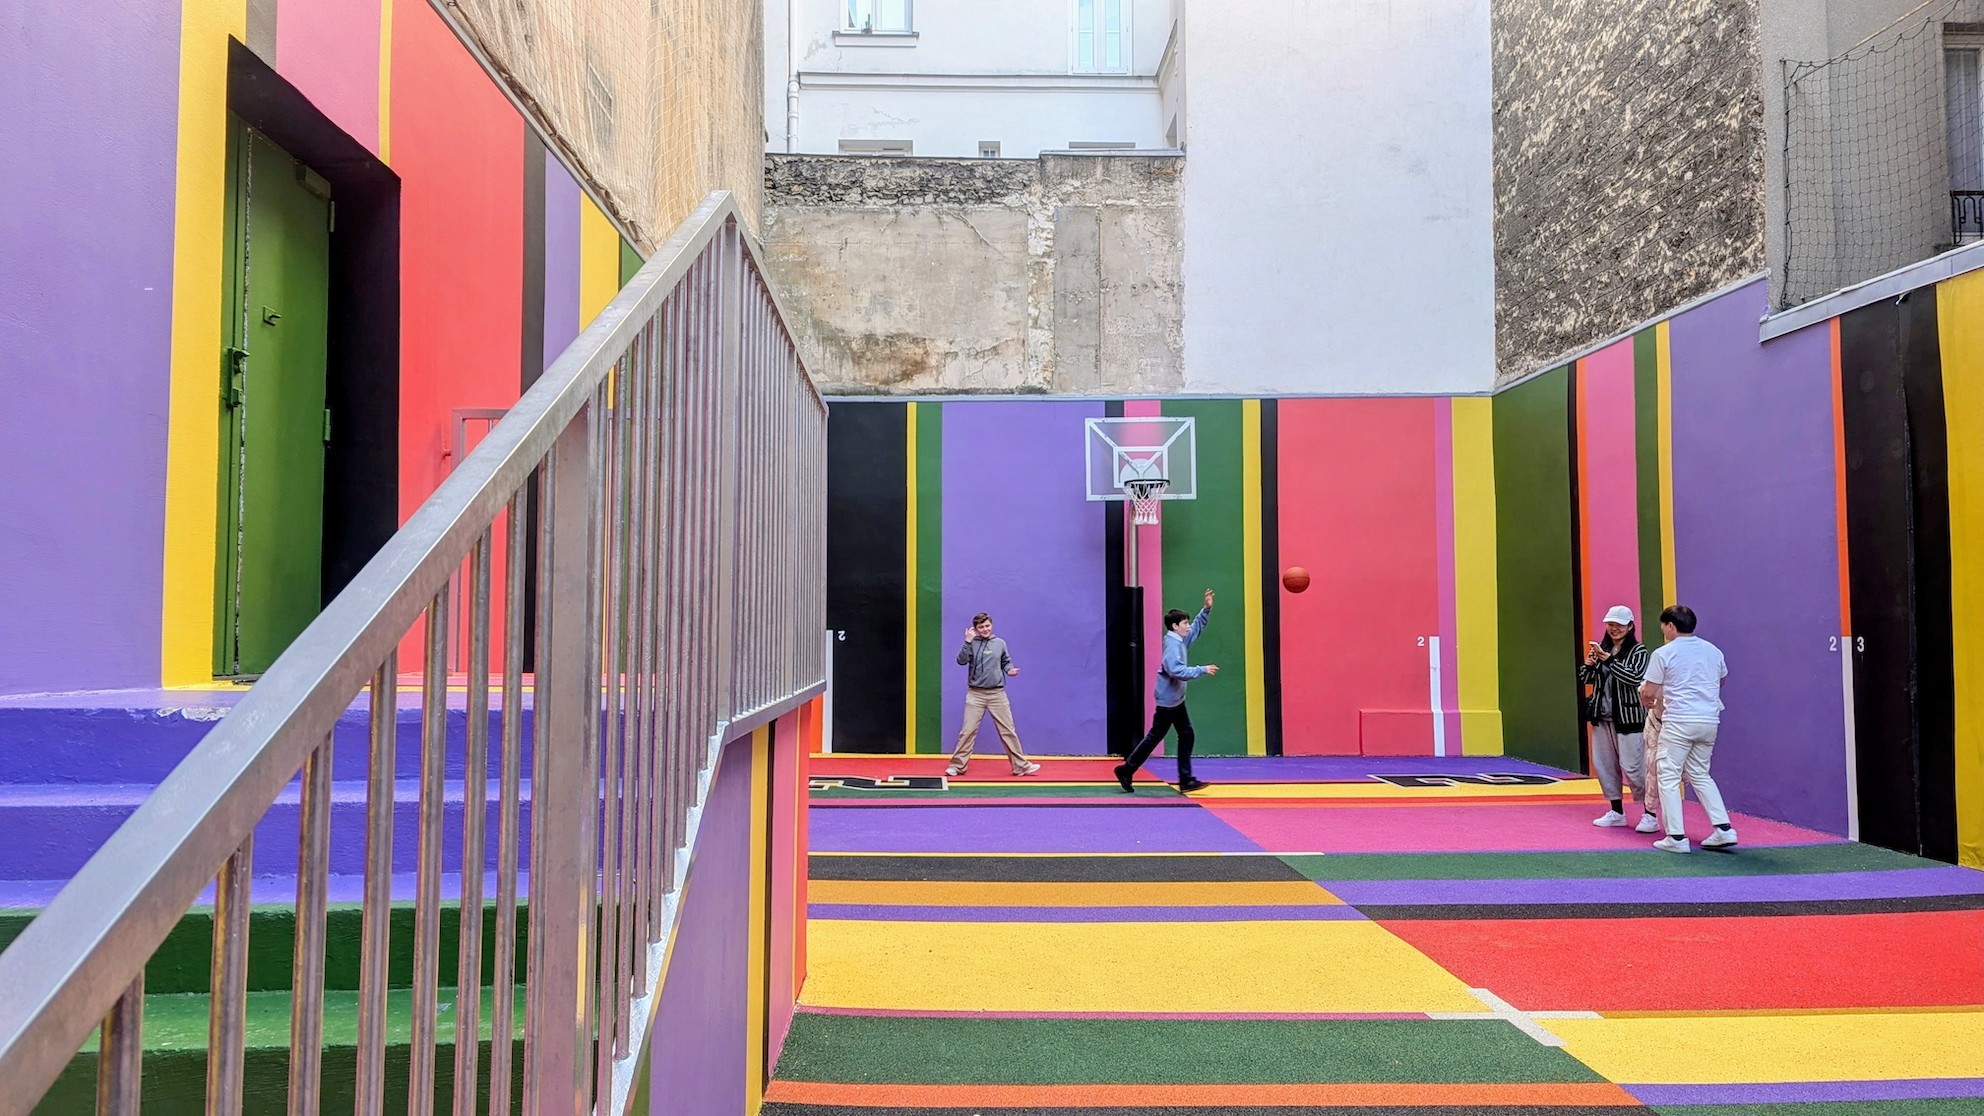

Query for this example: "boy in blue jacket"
[1115,588,1220,794]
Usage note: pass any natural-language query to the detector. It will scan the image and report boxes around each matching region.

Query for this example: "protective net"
[445,0,767,248]
[1782,0,1984,308]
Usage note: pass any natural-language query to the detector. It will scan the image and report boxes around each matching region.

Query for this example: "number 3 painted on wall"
[1829,636,1867,652]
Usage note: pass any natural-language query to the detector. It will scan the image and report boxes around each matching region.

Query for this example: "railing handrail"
[0,190,822,1102]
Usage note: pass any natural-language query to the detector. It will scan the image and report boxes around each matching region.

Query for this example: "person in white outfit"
[1638,605,1735,853]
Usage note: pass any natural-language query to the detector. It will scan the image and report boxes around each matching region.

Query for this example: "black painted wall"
[825,405,907,751]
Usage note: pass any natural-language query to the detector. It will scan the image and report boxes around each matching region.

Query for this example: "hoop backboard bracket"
[1084,416,1197,502]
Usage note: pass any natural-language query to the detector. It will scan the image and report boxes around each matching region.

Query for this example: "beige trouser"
[951,687,1030,771]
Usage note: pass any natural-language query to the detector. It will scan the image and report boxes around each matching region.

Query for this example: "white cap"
[1602,605,1634,626]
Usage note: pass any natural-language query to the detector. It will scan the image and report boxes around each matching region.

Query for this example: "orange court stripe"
[764,1081,1641,1107]
[806,880,1345,906]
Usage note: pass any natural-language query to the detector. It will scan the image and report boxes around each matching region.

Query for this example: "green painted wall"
[1159,400,1250,755]
[913,403,945,753]
[1493,369,1583,770]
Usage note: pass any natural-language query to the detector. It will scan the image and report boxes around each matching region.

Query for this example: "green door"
[216,117,333,677]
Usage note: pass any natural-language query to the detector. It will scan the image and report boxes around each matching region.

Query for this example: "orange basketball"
[1282,566,1311,593]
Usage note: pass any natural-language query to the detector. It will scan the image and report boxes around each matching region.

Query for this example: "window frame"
[1071,0,1132,74]
[845,0,913,34]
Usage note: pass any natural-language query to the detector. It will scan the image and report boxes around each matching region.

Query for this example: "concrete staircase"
[0,690,530,1114]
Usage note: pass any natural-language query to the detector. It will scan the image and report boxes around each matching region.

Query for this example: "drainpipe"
[786,0,801,152]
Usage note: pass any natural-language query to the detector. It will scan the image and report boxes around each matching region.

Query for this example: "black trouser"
[1122,703,1195,783]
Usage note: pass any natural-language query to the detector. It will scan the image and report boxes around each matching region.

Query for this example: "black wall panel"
[825,404,908,751]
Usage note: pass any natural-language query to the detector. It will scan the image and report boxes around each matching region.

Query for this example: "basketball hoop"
[1126,477,1169,525]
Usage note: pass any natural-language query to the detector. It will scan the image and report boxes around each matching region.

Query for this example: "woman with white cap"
[1580,605,1657,831]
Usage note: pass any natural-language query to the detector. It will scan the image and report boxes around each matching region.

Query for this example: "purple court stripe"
[1,869,533,913]
[808,903,1365,922]
[807,804,1265,853]
[1139,756,1575,780]
[1324,866,1984,907]
[1629,1078,1984,1105]
[799,1005,1427,1021]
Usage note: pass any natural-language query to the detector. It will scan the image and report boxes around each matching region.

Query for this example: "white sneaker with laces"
[1635,813,1661,834]
[1653,835,1691,854]
[1702,828,1739,849]
[1014,760,1042,776]
[945,762,967,777]
[1593,810,1628,827]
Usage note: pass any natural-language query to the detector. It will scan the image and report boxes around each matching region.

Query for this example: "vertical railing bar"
[490,486,529,1116]
[597,343,629,1086]
[95,974,143,1116]
[408,591,451,1116]
[628,319,657,990]
[287,734,334,1116]
[636,313,662,962]
[205,835,252,1116]
[617,326,643,1045]
[582,383,606,1110]
[657,287,686,910]
[454,534,493,1115]
[355,655,397,1116]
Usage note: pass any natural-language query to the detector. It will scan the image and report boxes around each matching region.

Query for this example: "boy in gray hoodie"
[947,612,1042,777]
[1115,588,1220,793]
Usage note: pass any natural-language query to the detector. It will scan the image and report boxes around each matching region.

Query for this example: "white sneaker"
[1014,760,1041,776]
[1653,835,1691,854]
[1635,813,1661,834]
[1593,810,1628,827]
[1702,828,1739,850]
[945,762,967,777]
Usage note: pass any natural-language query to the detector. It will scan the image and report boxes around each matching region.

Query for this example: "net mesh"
[1127,479,1167,526]
[445,0,767,247]
[1782,0,1984,308]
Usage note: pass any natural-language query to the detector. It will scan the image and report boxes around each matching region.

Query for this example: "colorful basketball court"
[768,755,1984,1114]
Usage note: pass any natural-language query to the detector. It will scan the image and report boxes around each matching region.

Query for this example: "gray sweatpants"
[1591,721,1650,811]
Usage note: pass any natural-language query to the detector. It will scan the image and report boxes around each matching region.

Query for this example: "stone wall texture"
[448,0,765,243]
[1493,0,1767,380]
[762,154,1185,394]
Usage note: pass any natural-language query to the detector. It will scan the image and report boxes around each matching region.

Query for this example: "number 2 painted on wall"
[1416,636,1426,647]
[1829,636,1866,652]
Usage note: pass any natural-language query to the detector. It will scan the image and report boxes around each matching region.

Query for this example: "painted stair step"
[0,898,530,996]
[29,985,527,1116]
[0,779,534,880]
[0,700,537,787]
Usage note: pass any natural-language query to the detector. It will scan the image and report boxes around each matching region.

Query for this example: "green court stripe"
[1160,400,1251,756]
[1633,328,1666,647]
[1493,369,1583,771]
[1278,843,1925,881]
[773,1015,1603,1085]
[914,402,945,753]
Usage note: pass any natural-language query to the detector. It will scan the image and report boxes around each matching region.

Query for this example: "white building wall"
[766,0,1173,156]
[1179,0,1496,394]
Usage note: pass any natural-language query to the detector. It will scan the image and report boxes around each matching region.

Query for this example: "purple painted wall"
[941,401,1110,753]
[542,152,581,369]
[0,1,179,694]
[649,731,753,1112]
[1669,280,1849,835]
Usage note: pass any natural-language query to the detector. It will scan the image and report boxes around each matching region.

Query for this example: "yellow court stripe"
[1937,274,1984,870]
[159,0,249,686]
[1242,400,1267,755]
[1542,1012,1984,1084]
[1190,779,1605,800]
[1656,322,1678,603]
[1450,397,1502,755]
[807,880,1346,907]
[377,0,394,164]
[744,727,770,1114]
[802,919,1482,1014]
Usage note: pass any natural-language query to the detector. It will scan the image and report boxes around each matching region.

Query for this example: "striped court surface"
[769,755,1984,1114]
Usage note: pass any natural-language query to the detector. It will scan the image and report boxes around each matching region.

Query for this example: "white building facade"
[765,0,1497,395]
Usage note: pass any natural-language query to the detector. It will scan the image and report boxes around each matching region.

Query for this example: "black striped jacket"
[1579,642,1651,732]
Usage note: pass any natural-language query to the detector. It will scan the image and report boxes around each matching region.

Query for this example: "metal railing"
[0,191,827,1116]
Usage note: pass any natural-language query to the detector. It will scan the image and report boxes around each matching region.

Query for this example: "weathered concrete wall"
[762,153,1184,394]
[1493,0,1766,380]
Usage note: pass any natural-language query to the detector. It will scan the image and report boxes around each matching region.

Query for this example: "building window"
[978,141,1002,158]
[847,0,911,33]
[839,139,914,155]
[1074,0,1128,73]
[1948,44,1984,241]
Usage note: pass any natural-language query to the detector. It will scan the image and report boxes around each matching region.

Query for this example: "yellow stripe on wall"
[1450,397,1503,755]
[1937,275,1984,870]
[904,403,919,752]
[159,0,249,686]
[377,0,394,164]
[1242,400,1267,755]
[1656,322,1679,604]
[580,194,620,326]
[745,726,772,1113]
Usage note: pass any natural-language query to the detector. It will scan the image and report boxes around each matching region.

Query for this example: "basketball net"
[1126,478,1169,526]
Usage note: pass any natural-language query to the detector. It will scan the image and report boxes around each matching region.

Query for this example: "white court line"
[1427,987,1600,1047]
